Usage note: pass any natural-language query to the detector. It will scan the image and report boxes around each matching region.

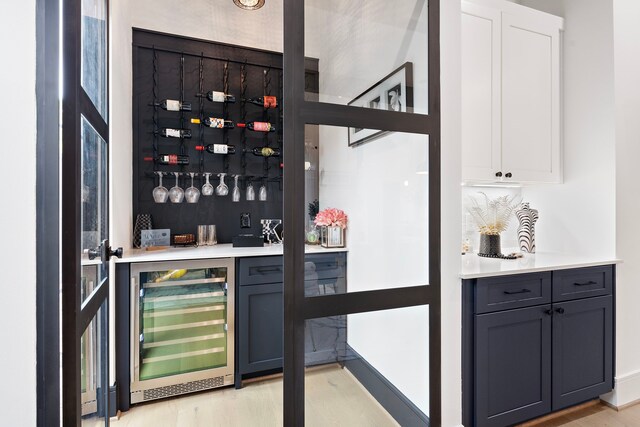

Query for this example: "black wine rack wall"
[132,29,318,244]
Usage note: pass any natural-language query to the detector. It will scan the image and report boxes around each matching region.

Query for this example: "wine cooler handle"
[131,276,139,382]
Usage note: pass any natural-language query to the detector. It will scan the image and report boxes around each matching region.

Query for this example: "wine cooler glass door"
[133,259,234,391]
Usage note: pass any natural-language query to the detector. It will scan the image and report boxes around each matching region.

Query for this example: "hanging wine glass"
[169,172,184,203]
[202,173,214,196]
[232,175,241,202]
[246,181,255,201]
[216,173,229,196]
[152,172,169,203]
[185,172,201,203]
[259,179,267,202]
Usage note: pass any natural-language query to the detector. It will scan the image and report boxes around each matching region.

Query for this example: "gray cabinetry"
[475,305,552,427]
[236,253,346,386]
[463,265,615,427]
[552,295,613,410]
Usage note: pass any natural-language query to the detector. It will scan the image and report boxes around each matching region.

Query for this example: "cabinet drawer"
[239,257,284,286]
[552,265,613,302]
[305,253,346,280]
[476,272,551,314]
[239,254,346,286]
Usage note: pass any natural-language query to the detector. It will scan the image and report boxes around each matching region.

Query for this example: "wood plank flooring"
[100,365,399,427]
[519,402,640,427]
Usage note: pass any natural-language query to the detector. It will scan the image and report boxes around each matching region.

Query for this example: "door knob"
[505,172,513,178]
[544,309,553,316]
[495,171,503,178]
[555,307,565,314]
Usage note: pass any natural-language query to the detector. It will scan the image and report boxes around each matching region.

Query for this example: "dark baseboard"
[109,385,118,418]
[344,345,430,427]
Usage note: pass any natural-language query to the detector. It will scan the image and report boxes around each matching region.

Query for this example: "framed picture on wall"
[347,62,414,147]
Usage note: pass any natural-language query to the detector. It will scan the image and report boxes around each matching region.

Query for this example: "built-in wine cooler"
[130,259,234,404]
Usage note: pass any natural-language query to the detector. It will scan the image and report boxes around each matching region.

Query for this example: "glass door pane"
[138,266,229,380]
[82,0,108,119]
[80,303,109,426]
[304,0,429,114]
[305,125,429,294]
[81,116,108,304]
[305,306,430,425]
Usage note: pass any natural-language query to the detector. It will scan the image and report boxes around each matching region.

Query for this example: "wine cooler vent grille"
[142,376,225,402]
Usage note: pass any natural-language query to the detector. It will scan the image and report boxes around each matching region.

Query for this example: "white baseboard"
[601,369,640,408]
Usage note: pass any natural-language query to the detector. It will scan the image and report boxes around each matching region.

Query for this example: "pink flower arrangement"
[314,208,348,229]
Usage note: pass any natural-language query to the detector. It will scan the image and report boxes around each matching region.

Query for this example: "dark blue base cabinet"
[236,253,347,387]
[463,265,615,427]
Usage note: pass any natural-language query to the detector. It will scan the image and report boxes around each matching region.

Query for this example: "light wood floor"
[519,402,640,427]
[104,365,399,427]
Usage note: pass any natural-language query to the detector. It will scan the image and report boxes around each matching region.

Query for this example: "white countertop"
[116,244,347,263]
[460,252,622,279]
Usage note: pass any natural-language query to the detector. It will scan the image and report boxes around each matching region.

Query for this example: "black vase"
[479,234,501,256]
[133,214,153,248]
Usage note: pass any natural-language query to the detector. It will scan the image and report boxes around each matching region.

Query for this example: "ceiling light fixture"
[233,0,265,10]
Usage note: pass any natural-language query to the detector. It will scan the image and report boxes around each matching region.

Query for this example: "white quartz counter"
[115,244,347,264]
[460,252,622,279]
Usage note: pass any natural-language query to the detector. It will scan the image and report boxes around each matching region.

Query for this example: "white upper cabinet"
[462,0,563,184]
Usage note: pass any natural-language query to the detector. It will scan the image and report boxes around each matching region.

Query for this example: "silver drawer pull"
[573,280,597,287]
[503,289,531,295]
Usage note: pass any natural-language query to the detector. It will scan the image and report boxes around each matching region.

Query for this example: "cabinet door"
[476,305,552,427]
[237,283,283,375]
[461,2,502,182]
[502,12,561,183]
[552,296,613,410]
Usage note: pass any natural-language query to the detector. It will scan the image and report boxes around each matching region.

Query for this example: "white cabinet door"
[461,2,502,182]
[501,12,561,183]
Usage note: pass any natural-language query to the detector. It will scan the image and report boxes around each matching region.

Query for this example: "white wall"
[440,0,463,424]
[609,0,640,407]
[0,0,37,424]
[518,0,616,258]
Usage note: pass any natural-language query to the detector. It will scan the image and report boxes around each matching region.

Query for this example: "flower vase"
[479,234,501,256]
[321,226,345,248]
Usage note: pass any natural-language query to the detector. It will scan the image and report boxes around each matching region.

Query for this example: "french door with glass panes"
[61,0,119,425]
[50,0,441,425]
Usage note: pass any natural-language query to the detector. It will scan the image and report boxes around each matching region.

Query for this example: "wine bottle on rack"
[195,144,237,155]
[190,117,235,129]
[245,146,281,157]
[244,96,278,109]
[156,128,192,139]
[143,154,190,165]
[151,99,192,112]
[237,121,276,133]
[196,91,236,103]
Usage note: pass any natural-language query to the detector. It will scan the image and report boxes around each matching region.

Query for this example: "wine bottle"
[195,144,237,155]
[244,96,278,109]
[151,99,192,112]
[196,91,236,103]
[237,121,276,133]
[245,146,281,157]
[157,128,192,139]
[190,117,235,129]
[143,154,190,166]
